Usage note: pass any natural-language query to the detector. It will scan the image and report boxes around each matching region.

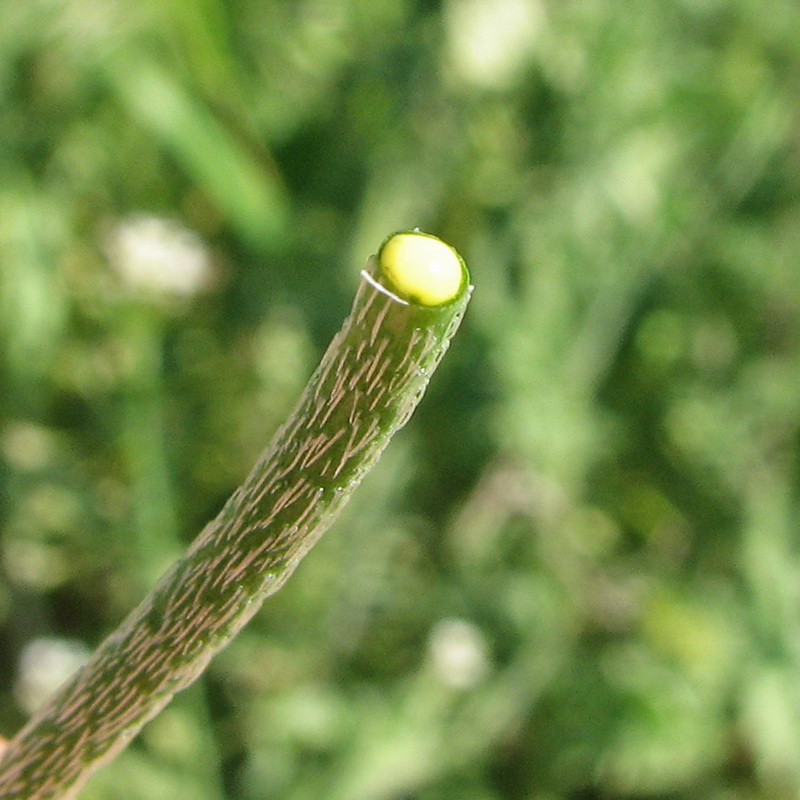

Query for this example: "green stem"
[120,304,181,586]
[0,232,471,800]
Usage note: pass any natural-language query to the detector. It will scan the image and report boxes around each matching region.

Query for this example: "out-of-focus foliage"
[2,0,800,797]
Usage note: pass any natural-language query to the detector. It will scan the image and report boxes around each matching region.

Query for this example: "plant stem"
[0,232,471,800]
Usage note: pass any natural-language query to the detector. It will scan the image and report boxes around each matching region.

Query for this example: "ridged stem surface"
[0,244,471,800]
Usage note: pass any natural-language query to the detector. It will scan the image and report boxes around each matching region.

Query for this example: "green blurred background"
[2,0,800,797]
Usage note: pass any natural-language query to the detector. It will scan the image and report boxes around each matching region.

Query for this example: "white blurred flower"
[445,0,546,89]
[429,618,490,689]
[1,421,56,471]
[15,637,90,714]
[105,215,213,299]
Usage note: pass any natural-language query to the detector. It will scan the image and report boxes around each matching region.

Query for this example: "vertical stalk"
[0,232,471,800]
[119,303,181,586]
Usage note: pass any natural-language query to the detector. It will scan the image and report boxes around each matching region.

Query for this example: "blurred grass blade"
[107,58,287,247]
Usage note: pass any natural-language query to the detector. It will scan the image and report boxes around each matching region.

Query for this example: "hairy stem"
[0,233,471,800]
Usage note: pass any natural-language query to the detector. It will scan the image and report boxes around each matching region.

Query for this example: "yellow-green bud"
[378,232,465,307]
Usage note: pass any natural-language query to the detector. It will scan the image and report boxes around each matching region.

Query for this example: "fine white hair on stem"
[360,269,410,306]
